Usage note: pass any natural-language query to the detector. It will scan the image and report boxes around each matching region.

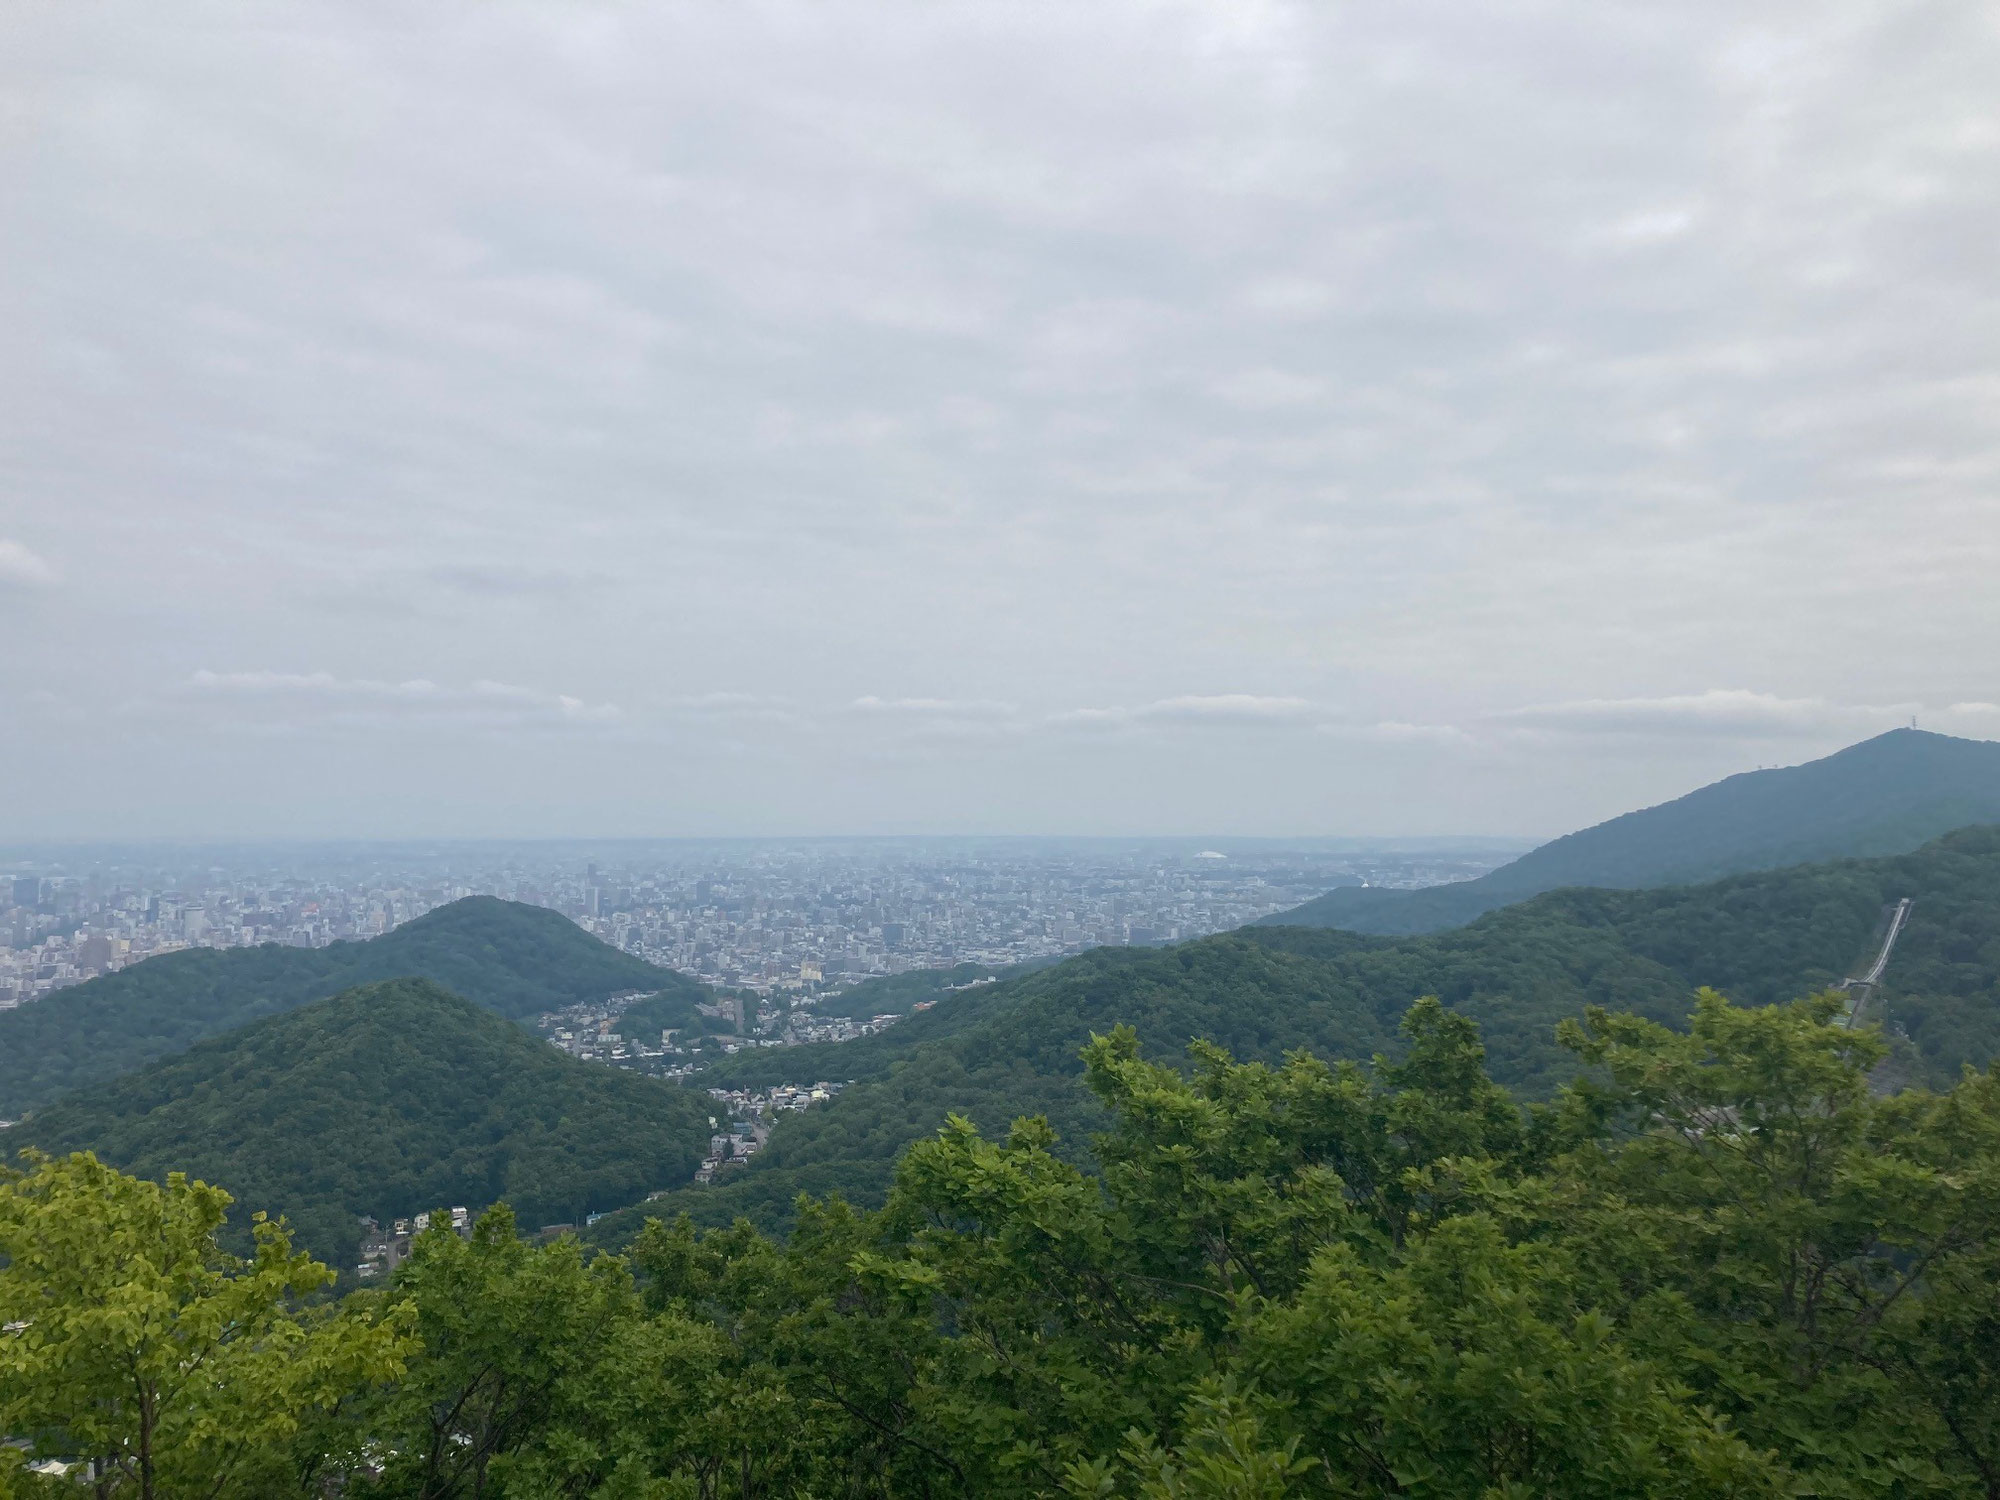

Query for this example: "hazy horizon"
[0,833,1541,861]
[5,3,1996,840]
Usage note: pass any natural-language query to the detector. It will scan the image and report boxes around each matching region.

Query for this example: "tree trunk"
[139,1383,155,1500]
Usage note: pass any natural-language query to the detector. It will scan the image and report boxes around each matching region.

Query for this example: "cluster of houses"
[692,1081,845,1183]
[355,1206,471,1279]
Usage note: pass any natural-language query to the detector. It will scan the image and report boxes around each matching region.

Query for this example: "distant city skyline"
[0,835,1525,1009]
[4,3,1996,838]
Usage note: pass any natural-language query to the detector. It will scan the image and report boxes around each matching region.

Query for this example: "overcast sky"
[3,1,1997,840]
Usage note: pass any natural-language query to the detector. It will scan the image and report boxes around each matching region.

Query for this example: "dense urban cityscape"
[0,838,1523,1011]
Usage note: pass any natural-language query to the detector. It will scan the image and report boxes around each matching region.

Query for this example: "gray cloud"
[1319,721,1480,748]
[850,697,1018,719]
[1051,695,1323,732]
[1142,695,1317,725]
[1488,689,1900,740]
[0,541,57,589]
[1374,692,2000,746]
[426,565,603,599]
[2,0,1997,837]
[666,692,781,712]
[182,669,620,729]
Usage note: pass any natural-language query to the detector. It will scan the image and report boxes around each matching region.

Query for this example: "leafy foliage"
[15,981,2000,1496]
[1273,728,2000,933]
[0,1152,410,1499]
[351,1204,727,1499]
[2,979,712,1267]
[0,896,702,1117]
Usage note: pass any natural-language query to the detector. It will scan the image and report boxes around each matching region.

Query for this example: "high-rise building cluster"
[0,868,462,1008]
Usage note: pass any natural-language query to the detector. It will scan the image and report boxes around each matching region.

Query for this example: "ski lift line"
[1851,898,1912,988]
[1838,897,1911,1029]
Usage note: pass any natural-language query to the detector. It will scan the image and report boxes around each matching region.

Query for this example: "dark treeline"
[6,986,2000,1498]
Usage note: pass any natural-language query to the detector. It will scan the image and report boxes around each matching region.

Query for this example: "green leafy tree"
[0,1151,410,1500]
[630,1200,963,1498]
[1063,1383,1309,1500]
[355,1205,721,1499]
[1557,988,2000,1496]
[877,1000,1782,1498]
[1241,1216,1780,1497]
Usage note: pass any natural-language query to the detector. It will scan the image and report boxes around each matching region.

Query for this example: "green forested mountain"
[810,961,998,1019]
[0,978,711,1267]
[1268,727,2000,933]
[0,895,702,1117]
[593,826,2000,1242]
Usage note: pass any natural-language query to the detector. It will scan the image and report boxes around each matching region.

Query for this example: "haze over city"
[4,1,1997,840]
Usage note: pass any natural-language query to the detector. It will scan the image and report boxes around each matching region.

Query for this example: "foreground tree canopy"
[5,989,2000,1499]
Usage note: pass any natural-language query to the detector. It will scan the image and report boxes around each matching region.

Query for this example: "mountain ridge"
[1,977,712,1267]
[0,895,704,1117]
[1263,728,2000,933]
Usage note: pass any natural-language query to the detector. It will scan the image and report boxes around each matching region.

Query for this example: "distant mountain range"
[0,978,712,1267]
[591,825,2000,1244]
[1263,728,2000,934]
[0,895,705,1118]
